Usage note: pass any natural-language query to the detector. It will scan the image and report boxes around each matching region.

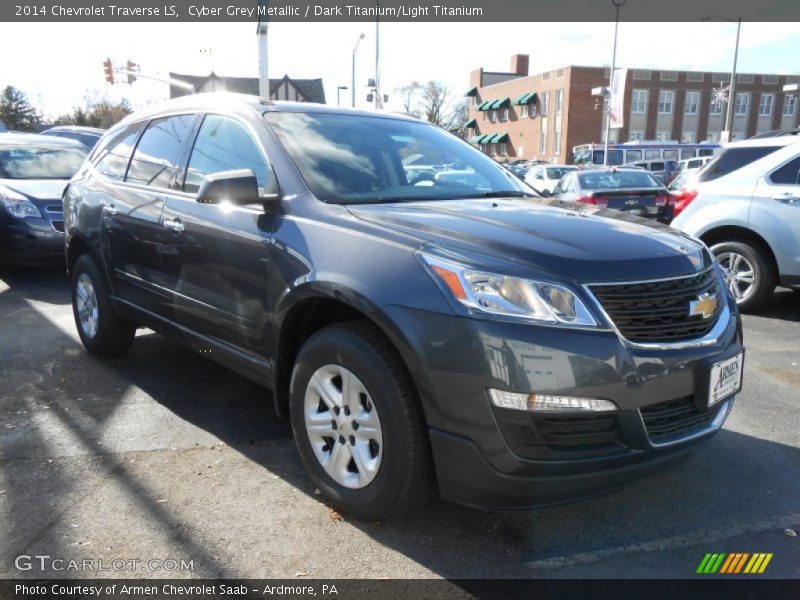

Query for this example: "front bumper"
[384,296,742,510]
[0,218,65,267]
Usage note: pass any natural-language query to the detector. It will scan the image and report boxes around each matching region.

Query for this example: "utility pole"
[724,18,742,142]
[352,33,365,108]
[257,0,270,99]
[374,0,381,109]
[603,0,625,166]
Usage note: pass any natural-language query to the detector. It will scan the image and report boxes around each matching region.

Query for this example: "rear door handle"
[163,218,185,233]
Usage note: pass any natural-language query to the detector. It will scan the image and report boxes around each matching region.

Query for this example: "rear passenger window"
[769,157,800,185]
[650,162,665,171]
[94,123,144,181]
[698,146,781,182]
[126,115,194,189]
[183,115,270,194]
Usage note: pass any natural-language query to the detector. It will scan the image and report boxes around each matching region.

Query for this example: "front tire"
[71,254,136,356]
[290,322,432,520]
[711,240,777,312]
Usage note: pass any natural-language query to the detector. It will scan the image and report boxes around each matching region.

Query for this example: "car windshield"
[546,167,575,179]
[578,170,661,190]
[0,144,87,179]
[265,112,529,204]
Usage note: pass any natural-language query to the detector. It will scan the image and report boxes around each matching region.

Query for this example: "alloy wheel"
[75,273,99,339]
[717,251,756,302]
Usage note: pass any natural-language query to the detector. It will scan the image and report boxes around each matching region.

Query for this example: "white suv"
[671,134,800,311]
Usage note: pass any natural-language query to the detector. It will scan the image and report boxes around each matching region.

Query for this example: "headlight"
[0,185,40,218]
[419,251,598,327]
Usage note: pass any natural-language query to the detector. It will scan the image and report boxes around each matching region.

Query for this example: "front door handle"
[772,193,800,205]
[163,218,185,233]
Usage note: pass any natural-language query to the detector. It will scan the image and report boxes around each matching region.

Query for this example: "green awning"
[469,134,484,144]
[492,133,509,143]
[492,97,510,109]
[465,86,478,97]
[513,91,537,105]
[464,118,477,128]
[476,100,493,111]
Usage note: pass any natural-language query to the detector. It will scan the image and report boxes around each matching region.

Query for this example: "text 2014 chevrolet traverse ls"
[64,94,744,519]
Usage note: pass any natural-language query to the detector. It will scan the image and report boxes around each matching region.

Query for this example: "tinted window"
[126,115,194,188]
[546,167,574,179]
[698,146,781,182]
[645,150,661,160]
[184,115,270,194]
[592,150,623,165]
[578,171,662,189]
[769,156,800,185]
[650,162,665,171]
[626,150,643,162]
[663,150,679,160]
[94,123,144,181]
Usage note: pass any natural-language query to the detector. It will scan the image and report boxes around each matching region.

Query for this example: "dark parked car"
[0,133,87,268]
[553,167,675,223]
[64,95,744,519]
[41,126,105,150]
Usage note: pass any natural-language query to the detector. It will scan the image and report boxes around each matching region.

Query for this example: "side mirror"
[197,169,279,207]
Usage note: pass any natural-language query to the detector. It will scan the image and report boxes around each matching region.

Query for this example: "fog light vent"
[488,389,617,413]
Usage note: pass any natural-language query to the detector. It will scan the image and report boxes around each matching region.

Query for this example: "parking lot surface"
[1,269,799,579]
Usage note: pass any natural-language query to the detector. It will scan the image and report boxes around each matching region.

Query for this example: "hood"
[348,197,709,283]
[0,179,70,201]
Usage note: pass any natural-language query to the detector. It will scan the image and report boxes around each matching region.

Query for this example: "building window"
[706,132,717,143]
[681,131,696,143]
[500,107,509,121]
[629,130,644,142]
[758,94,774,116]
[539,129,547,154]
[732,132,746,141]
[498,142,508,155]
[489,110,497,122]
[687,72,705,82]
[762,74,779,85]
[710,97,724,115]
[555,89,563,115]
[684,91,700,115]
[737,74,755,84]
[712,73,728,83]
[553,129,561,152]
[520,104,529,118]
[784,94,797,116]
[482,111,487,122]
[656,131,669,141]
[543,72,551,81]
[556,69,565,79]
[633,69,651,80]
[658,91,674,114]
[660,71,678,82]
[540,91,549,116]
[631,89,648,113]
[734,92,749,116]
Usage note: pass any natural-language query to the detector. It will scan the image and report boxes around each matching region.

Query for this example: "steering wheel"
[410,172,437,186]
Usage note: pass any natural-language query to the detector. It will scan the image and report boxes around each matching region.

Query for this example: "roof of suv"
[724,135,800,149]
[0,132,87,147]
[113,93,420,130]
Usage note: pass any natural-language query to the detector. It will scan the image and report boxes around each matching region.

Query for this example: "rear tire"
[711,239,777,312]
[71,254,136,356]
[290,321,432,521]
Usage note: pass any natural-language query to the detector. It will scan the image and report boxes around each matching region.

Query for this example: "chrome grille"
[589,267,723,343]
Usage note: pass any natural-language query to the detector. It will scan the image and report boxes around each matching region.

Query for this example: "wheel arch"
[700,225,779,277]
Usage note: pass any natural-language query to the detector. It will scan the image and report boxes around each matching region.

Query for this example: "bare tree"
[396,80,469,137]
[55,94,133,129]
[396,81,421,116]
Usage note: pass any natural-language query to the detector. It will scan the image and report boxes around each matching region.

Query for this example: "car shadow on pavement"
[2,269,799,580]
[749,288,800,322]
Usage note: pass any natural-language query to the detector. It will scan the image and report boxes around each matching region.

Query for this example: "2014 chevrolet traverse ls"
[64,94,744,519]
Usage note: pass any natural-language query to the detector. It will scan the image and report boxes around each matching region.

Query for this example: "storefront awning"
[465,86,478,97]
[469,134,484,144]
[464,118,477,128]
[491,97,510,109]
[492,132,510,143]
[476,100,493,111]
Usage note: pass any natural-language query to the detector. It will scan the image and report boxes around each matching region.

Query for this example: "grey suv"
[64,94,744,519]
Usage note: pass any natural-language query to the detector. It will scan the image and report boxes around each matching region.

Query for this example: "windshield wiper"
[476,190,537,198]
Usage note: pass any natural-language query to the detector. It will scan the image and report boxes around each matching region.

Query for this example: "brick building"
[466,54,800,163]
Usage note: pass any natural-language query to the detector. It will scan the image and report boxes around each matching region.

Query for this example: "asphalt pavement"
[1,268,798,579]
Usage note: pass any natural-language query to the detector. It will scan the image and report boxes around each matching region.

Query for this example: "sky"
[0,21,798,120]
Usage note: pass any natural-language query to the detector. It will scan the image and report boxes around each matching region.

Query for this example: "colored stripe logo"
[697,553,773,574]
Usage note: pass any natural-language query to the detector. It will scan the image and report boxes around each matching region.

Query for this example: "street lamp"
[704,16,742,142]
[352,33,366,108]
[337,86,348,106]
[603,0,625,166]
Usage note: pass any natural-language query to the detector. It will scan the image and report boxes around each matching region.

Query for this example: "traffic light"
[103,58,114,84]
[126,60,138,85]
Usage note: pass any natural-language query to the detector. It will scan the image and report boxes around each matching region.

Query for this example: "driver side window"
[183,115,271,194]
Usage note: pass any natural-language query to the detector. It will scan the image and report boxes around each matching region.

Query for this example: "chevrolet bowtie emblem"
[689,293,717,319]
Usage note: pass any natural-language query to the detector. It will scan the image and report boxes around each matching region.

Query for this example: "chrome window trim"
[581,266,733,350]
[641,397,733,448]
